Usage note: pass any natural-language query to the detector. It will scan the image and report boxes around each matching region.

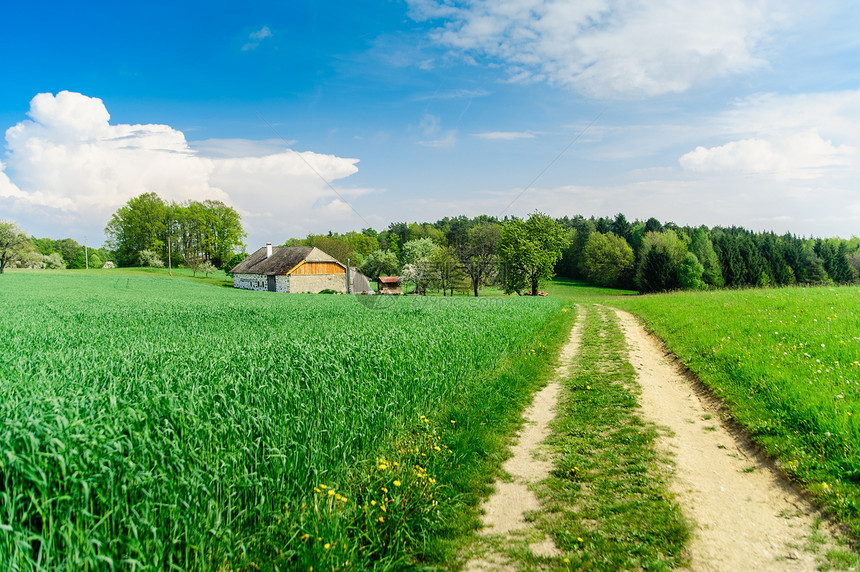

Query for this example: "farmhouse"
[377,276,402,295]
[231,243,348,293]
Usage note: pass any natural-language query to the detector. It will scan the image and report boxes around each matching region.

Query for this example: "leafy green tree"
[579,232,634,288]
[401,238,438,267]
[498,212,570,295]
[88,252,104,269]
[690,227,724,287]
[344,231,379,259]
[106,193,167,266]
[459,223,501,296]
[800,246,830,284]
[106,193,244,268]
[678,252,706,290]
[0,220,30,274]
[429,244,464,296]
[43,252,66,269]
[358,249,399,280]
[635,230,687,292]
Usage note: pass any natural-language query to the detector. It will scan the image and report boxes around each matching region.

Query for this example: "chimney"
[266,242,273,258]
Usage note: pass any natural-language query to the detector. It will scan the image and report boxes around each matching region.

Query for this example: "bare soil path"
[464,312,584,571]
[615,308,843,571]
[464,306,847,571]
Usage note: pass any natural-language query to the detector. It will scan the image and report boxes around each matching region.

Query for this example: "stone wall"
[234,273,267,291]
[233,274,290,293]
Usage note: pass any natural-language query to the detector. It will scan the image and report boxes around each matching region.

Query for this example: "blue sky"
[2,0,860,250]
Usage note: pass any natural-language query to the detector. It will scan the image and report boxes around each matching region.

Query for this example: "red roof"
[378,276,401,283]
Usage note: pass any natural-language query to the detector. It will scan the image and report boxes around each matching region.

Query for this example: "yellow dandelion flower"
[381,505,387,512]
[328,489,336,497]
[300,534,310,541]
[564,558,570,563]
[381,487,388,493]
[313,487,320,493]
[378,516,384,523]
[429,478,436,484]
[319,484,327,490]
[393,480,401,487]
[324,543,331,550]
[577,537,583,542]
[371,500,376,506]
[434,446,441,451]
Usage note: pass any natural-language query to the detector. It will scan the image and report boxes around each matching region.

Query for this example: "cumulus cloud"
[679,90,860,180]
[410,0,791,98]
[1,91,363,246]
[679,133,855,179]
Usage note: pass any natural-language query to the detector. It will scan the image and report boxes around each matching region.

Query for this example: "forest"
[286,213,860,294]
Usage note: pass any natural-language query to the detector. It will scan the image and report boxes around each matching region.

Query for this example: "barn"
[231,243,349,293]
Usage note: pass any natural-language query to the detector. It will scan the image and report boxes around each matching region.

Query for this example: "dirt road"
[466,306,846,571]
[615,308,843,571]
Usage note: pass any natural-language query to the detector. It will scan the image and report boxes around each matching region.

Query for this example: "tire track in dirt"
[615,308,843,571]
[464,309,583,572]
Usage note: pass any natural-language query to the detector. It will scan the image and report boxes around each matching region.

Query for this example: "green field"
[610,286,860,538]
[0,272,572,570]
[5,271,860,569]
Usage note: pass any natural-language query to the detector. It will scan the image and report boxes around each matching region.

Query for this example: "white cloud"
[473,131,535,140]
[411,0,793,98]
[679,133,855,179]
[242,26,273,51]
[678,89,860,180]
[1,91,364,247]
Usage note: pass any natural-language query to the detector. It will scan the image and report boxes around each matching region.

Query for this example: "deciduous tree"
[498,212,569,295]
[579,232,634,288]
[0,220,29,274]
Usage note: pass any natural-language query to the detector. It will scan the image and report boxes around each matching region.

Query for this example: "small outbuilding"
[231,243,348,293]
[377,276,402,295]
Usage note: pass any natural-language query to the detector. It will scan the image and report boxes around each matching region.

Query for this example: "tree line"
[284,213,859,295]
[557,214,859,292]
[104,192,246,270]
[0,219,112,273]
[5,204,858,295]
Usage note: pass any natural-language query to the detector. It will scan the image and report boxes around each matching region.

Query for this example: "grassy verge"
[534,304,688,570]
[609,286,860,545]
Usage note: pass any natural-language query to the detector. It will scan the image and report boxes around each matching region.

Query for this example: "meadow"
[611,286,860,538]
[0,271,572,570]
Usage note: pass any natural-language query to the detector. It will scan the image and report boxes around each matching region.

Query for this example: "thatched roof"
[230,246,342,275]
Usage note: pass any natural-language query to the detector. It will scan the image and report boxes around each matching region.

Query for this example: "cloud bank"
[0,91,362,246]
[409,0,791,98]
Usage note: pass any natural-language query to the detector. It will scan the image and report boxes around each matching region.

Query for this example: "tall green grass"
[611,286,860,537]
[0,273,565,569]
